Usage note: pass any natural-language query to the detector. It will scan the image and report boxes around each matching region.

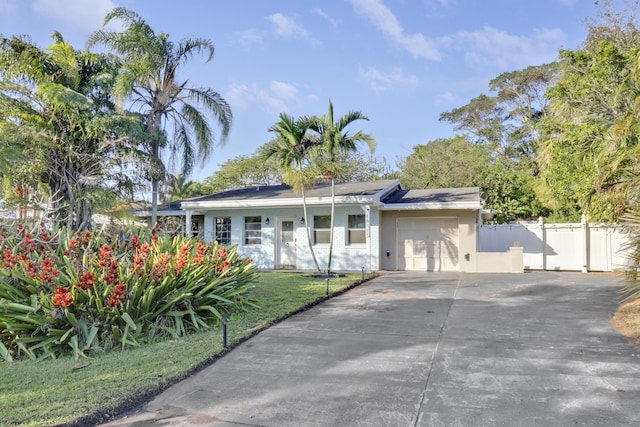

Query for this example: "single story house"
[137,180,523,273]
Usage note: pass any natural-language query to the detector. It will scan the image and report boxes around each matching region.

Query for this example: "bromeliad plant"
[0,222,257,361]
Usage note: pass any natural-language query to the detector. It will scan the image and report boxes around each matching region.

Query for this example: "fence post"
[539,217,547,271]
[581,214,588,273]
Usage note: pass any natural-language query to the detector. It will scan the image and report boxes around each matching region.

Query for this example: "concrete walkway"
[102,272,640,426]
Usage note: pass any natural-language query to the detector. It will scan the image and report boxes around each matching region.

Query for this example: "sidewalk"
[102,272,640,427]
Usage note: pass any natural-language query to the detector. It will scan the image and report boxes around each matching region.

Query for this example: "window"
[348,214,366,245]
[244,216,262,245]
[215,217,231,244]
[314,215,331,244]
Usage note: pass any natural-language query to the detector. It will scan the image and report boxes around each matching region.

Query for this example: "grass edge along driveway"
[1,272,372,427]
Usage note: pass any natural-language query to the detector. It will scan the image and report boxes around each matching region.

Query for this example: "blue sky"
[0,0,622,181]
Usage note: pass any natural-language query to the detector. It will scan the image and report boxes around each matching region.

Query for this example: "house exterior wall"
[201,205,380,272]
[379,209,478,272]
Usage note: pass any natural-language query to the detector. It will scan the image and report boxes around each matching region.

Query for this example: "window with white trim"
[244,216,262,245]
[215,217,231,244]
[313,215,331,244]
[347,214,366,245]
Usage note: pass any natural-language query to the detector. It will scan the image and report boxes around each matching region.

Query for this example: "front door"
[277,218,296,268]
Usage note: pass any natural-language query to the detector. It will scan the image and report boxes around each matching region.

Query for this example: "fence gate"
[478,218,630,272]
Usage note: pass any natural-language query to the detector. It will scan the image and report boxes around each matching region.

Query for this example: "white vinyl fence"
[478,217,631,272]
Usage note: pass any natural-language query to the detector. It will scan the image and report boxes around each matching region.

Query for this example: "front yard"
[0,272,371,427]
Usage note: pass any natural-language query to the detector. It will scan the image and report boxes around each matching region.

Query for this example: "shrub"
[0,222,257,361]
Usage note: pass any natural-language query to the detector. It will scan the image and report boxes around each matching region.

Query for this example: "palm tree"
[0,33,142,230]
[310,101,376,274]
[166,173,197,202]
[265,113,322,273]
[88,7,232,226]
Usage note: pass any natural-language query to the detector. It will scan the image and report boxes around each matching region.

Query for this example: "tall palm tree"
[310,101,376,274]
[88,7,232,226]
[265,113,322,273]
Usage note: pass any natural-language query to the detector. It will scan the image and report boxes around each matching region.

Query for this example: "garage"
[379,187,482,272]
[396,217,459,271]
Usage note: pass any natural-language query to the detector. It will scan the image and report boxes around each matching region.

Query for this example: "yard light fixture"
[361,266,365,280]
[222,318,229,348]
[265,217,270,225]
[300,216,305,224]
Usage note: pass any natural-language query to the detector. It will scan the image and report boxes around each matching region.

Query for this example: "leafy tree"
[88,7,232,227]
[538,2,640,222]
[440,63,557,162]
[309,101,376,274]
[0,34,144,229]
[201,151,285,194]
[398,135,492,189]
[265,113,323,273]
[398,135,546,223]
[477,165,549,223]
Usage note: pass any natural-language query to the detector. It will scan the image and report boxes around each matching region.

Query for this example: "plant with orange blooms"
[0,221,256,361]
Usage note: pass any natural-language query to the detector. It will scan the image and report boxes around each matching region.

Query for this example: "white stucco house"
[138,180,523,273]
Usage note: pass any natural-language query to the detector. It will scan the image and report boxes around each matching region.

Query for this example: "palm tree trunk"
[327,177,336,275]
[149,112,162,228]
[301,181,322,273]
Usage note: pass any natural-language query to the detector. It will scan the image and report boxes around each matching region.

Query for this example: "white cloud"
[349,0,441,61]
[226,83,253,108]
[32,0,117,32]
[269,81,298,101]
[236,29,263,46]
[441,25,564,70]
[266,13,309,38]
[226,81,300,113]
[312,8,337,27]
[359,66,420,92]
[435,91,456,105]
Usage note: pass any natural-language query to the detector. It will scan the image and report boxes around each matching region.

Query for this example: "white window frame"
[347,214,366,245]
[313,215,331,245]
[244,216,262,245]
[215,217,231,244]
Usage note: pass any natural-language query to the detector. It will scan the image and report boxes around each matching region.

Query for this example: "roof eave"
[380,202,483,211]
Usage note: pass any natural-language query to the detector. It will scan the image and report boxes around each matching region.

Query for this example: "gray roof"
[383,187,482,205]
[191,180,400,202]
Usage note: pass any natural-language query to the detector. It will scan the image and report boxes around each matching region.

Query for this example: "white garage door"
[397,218,459,271]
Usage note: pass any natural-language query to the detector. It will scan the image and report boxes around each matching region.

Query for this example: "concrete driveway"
[102,272,640,427]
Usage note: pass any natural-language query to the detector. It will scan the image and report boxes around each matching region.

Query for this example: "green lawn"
[0,272,372,427]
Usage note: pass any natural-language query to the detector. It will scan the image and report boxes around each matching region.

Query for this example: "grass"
[0,272,372,427]
[612,298,640,345]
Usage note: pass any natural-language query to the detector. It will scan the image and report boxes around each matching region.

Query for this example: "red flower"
[216,260,231,273]
[131,244,150,276]
[3,249,17,269]
[23,259,38,280]
[131,235,140,250]
[215,246,227,261]
[21,232,36,253]
[40,256,60,284]
[98,244,112,268]
[69,238,79,249]
[77,271,95,290]
[150,253,172,282]
[53,286,73,307]
[107,282,127,307]
[175,244,190,275]
[194,242,208,265]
